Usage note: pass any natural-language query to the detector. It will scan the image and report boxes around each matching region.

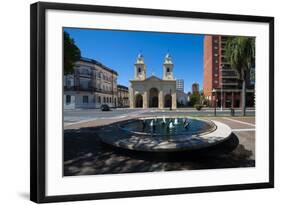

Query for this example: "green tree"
[226,37,255,116]
[64,31,81,74]
[199,90,208,106]
[189,93,200,107]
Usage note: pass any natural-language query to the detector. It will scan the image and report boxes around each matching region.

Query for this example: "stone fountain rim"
[98,118,233,152]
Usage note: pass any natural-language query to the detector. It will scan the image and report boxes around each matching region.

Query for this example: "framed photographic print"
[30,1,274,203]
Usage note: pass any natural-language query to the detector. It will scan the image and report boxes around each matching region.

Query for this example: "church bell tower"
[163,53,174,80]
[135,53,146,80]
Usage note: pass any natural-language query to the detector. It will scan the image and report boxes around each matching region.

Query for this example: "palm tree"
[226,37,255,116]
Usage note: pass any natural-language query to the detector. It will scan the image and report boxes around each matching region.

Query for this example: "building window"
[67,80,72,87]
[107,97,109,103]
[81,68,89,75]
[110,97,112,103]
[66,95,71,104]
[98,96,101,103]
[167,68,170,73]
[103,97,106,103]
[138,67,141,73]
[83,96,88,103]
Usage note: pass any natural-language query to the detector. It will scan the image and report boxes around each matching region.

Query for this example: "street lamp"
[220,86,223,111]
[213,89,217,116]
[220,65,224,111]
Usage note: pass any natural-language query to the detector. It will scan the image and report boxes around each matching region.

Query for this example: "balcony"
[64,86,91,92]
[64,86,117,95]
[221,69,237,75]
[221,70,239,79]
[221,75,239,79]
[79,74,92,78]
[220,82,239,86]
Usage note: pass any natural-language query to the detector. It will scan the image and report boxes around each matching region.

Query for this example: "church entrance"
[135,94,143,108]
[164,94,172,108]
[149,88,159,108]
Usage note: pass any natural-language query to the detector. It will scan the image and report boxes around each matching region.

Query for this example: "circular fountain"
[98,116,232,152]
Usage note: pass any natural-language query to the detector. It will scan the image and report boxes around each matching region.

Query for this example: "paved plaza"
[64,108,255,176]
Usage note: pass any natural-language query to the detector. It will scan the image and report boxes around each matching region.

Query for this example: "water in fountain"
[142,120,147,130]
[121,117,215,136]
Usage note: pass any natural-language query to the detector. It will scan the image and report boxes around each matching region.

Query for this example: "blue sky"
[64,28,204,93]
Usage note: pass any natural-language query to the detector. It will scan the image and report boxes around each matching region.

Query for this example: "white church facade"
[129,54,177,109]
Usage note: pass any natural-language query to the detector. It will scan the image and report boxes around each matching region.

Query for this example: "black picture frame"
[30,1,274,203]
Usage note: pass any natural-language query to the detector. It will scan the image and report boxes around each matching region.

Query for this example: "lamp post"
[220,65,224,111]
[220,86,223,111]
[213,89,217,116]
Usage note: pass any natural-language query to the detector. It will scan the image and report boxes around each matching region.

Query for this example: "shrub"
[194,104,203,111]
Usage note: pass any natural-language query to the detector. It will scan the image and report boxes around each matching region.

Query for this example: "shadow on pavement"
[64,127,254,176]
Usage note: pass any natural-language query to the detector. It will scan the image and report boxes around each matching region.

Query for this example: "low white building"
[64,57,118,109]
[176,90,188,107]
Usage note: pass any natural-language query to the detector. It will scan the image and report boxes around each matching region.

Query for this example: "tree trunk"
[241,79,246,116]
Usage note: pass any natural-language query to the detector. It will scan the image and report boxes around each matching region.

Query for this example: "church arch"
[135,94,143,108]
[149,88,159,108]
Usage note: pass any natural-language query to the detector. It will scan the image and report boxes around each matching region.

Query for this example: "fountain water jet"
[169,121,174,129]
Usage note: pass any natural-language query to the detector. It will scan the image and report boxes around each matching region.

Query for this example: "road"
[64,107,255,126]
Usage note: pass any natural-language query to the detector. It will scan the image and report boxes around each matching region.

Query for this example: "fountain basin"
[98,117,232,152]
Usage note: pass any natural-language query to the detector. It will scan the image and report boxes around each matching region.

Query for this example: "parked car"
[100,104,110,111]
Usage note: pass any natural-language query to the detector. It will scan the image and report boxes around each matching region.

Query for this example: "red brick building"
[192,82,199,94]
[203,35,255,108]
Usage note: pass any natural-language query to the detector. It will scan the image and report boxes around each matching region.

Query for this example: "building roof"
[117,84,129,90]
[145,75,162,81]
[79,57,118,75]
